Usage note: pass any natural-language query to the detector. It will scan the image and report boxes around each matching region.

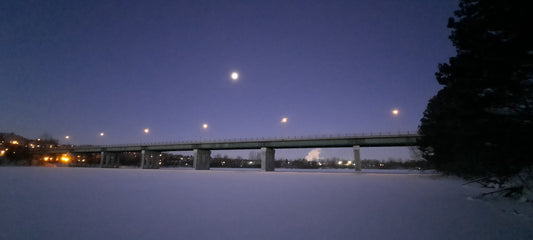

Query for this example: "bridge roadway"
[49,132,420,171]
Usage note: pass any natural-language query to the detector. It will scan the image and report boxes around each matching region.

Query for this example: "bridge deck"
[50,133,420,154]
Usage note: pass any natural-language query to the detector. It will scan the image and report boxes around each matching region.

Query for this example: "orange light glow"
[61,154,70,163]
[392,109,399,116]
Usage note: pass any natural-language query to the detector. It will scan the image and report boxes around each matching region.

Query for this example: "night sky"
[1,0,457,160]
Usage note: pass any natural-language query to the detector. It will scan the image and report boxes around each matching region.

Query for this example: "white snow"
[1,167,532,240]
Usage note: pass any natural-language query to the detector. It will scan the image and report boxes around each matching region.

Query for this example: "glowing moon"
[202,123,208,129]
[231,72,239,80]
[144,128,150,133]
[281,117,288,123]
[392,109,399,116]
[100,132,104,136]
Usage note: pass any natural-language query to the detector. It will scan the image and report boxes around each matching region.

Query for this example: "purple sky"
[1,0,457,160]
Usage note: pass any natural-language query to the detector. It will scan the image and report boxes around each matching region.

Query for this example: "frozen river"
[1,167,531,239]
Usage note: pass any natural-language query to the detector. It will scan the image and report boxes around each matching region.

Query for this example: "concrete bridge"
[48,132,420,171]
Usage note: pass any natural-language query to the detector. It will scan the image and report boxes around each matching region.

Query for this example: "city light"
[10,140,19,145]
[0,150,4,156]
[61,154,70,162]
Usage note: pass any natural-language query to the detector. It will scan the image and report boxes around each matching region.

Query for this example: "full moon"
[231,72,239,80]
[392,109,399,115]
[203,123,209,129]
[281,117,288,123]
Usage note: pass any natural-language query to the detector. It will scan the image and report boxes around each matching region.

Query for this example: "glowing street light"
[144,128,150,134]
[392,109,399,116]
[100,132,105,136]
[231,72,239,81]
[65,136,70,139]
[202,123,208,129]
[61,154,70,163]
[281,117,288,123]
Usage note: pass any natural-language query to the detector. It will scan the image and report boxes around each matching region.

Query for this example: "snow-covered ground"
[1,167,531,240]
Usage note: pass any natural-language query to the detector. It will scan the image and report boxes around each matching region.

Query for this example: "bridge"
[48,132,420,171]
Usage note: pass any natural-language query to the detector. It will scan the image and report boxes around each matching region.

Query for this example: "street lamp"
[392,109,401,133]
[231,72,239,81]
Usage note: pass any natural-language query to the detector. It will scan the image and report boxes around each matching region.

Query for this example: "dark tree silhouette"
[419,0,533,176]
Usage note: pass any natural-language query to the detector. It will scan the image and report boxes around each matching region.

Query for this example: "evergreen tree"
[419,0,533,176]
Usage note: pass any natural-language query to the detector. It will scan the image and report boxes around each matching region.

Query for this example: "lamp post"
[64,135,71,147]
[392,109,400,133]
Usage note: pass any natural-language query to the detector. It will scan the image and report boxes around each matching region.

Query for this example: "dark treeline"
[419,0,533,177]
[160,154,431,170]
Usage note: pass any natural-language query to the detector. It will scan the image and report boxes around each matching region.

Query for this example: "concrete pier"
[261,147,275,171]
[141,150,161,169]
[99,151,105,168]
[193,149,211,170]
[353,145,361,171]
[101,152,120,168]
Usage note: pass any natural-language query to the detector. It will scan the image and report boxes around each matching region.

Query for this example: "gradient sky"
[1,0,458,160]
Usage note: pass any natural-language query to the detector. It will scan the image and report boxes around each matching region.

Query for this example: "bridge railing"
[63,131,419,150]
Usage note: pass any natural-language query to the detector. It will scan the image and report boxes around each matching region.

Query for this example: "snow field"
[0,167,531,240]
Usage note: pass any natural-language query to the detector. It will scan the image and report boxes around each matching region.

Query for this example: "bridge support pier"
[353,145,361,172]
[99,151,105,168]
[261,147,275,171]
[193,149,211,170]
[141,150,161,169]
[101,152,120,168]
